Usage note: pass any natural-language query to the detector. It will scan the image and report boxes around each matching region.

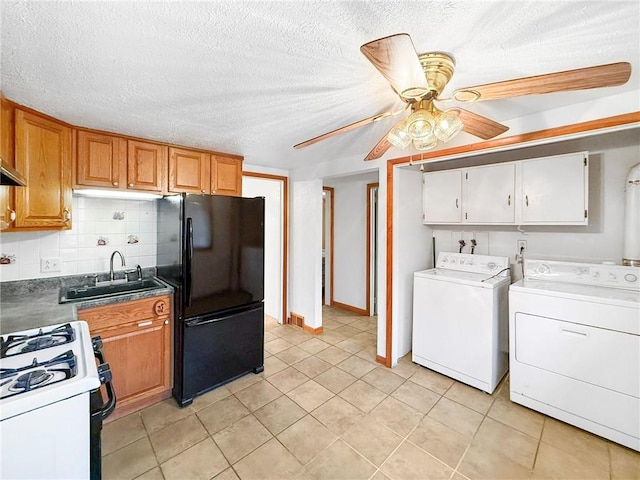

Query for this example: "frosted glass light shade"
[434,112,464,142]
[413,133,437,150]
[387,121,412,148]
[406,110,435,139]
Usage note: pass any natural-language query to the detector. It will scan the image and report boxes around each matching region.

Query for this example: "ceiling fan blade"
[294,106,406,149]
[448,108,509,140]
[364,128,393,161]
[451,62,632,102]
[360,33,428,97]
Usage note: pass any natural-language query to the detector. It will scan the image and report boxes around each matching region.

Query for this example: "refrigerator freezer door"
[178,303,265,406]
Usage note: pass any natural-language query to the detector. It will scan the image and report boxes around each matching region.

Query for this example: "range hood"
[0,158,26,186]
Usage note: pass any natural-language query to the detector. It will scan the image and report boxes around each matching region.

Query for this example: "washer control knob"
[487,262,496,271]
[624,273,638,283]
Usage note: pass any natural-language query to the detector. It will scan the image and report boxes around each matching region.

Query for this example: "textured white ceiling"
[1,1,638,170]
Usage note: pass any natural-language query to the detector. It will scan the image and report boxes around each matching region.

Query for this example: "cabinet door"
[0,97,16,230]
[14,109,72,229]
[211,155,242,196]
[422,170,462,223]
[465,164,515,223]
[98,317,171,412]
[168,147,211,194]
[76,130,127,189]
[127,140,167,192]
[521,153,588,224]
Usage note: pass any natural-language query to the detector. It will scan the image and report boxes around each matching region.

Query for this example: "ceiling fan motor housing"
[418,52,456,96]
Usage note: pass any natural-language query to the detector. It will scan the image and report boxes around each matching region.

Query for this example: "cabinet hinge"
[584,209,588,219]
[584,157,587,167]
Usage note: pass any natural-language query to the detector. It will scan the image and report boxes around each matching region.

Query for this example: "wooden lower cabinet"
[78,294,173,421]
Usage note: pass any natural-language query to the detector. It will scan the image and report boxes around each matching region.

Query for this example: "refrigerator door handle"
[185,304,263,327]
[186,217,193,307]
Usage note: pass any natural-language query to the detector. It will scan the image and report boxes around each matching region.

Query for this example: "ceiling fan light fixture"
[406,110,435,139]
[387,120,412,148]
[434,111,464,142]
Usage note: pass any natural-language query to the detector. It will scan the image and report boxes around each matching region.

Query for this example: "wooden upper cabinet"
[14,109,72,229]
[75,130,127,188]
[211,155,243,196]
[127,140,167,193]
[168,147,211,194]
[0,96,16,230]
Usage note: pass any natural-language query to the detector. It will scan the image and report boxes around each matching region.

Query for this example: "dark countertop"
[0,272,173,334]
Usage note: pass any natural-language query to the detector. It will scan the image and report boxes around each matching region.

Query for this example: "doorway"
[242,173,288,324]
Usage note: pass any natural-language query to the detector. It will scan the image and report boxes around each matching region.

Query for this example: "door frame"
[242,172,288,324]
[366,182,379,317]
[323,186,334,306]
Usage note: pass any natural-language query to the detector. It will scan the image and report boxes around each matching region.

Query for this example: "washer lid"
[415,268,511,288]
[510,279,640,309]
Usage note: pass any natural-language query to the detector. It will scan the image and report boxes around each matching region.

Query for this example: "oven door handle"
[92,336,117,420]
[96,363,117,420]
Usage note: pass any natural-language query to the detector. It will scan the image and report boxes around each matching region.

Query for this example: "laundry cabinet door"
[520,152,588,225]
[465,163,515,224]
[422,170,462,224]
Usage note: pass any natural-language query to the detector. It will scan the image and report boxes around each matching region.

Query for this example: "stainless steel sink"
[59,278,165,303]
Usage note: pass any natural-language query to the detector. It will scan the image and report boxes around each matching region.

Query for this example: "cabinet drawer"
[78,294,171,331]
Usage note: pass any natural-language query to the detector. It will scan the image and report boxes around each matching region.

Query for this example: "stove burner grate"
[0,350,77,399]
[0,323,75,358]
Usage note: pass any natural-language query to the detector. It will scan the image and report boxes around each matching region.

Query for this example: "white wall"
[325,172,378,311]
[289,178,323,328]
[242,176,284,322]
[0,195,157,282]
[391,168,432,364]
[424,129,639,277]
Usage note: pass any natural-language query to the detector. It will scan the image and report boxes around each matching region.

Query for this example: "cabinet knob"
[164,320,169,325]
[113,181,119,187]
[128,183,134,188]
[211,190,216,194]
[154,300,166,316]
[7,209,16,222]
[201,189,206,193]
[63,208,71,223]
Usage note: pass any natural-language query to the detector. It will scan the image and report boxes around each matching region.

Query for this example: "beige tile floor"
[102,306,640,480]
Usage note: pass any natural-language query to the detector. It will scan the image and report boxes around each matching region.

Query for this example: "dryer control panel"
[524,259,640,290]
[436,252,510,275]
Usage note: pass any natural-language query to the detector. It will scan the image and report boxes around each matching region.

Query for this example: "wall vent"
[289,312,304,328]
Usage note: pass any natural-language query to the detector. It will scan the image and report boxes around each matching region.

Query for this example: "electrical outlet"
[517,240,527,253]
[40,257,62,273]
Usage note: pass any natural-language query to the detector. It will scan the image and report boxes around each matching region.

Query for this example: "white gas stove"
[0,321,115,479]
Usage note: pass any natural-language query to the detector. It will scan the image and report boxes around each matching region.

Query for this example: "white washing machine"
[510,258,640,451]
[412,252,511,394]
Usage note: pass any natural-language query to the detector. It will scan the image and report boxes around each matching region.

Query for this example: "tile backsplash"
[0,195,157,282]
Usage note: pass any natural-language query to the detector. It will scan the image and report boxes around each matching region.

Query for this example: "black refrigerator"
[156,193,265,407]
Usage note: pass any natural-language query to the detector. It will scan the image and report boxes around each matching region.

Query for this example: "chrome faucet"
[110,250,126,282]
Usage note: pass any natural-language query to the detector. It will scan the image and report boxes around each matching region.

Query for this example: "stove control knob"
[608,273,617,281]
[459,259,465,265]
[487,262,496,270]
[442,257,448,263]
[624,273,638,283]
[535,263,551,274]
[592,271,601,279]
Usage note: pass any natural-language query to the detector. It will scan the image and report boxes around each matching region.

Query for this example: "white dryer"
[510,258,640,451]
[412,252,511,394]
